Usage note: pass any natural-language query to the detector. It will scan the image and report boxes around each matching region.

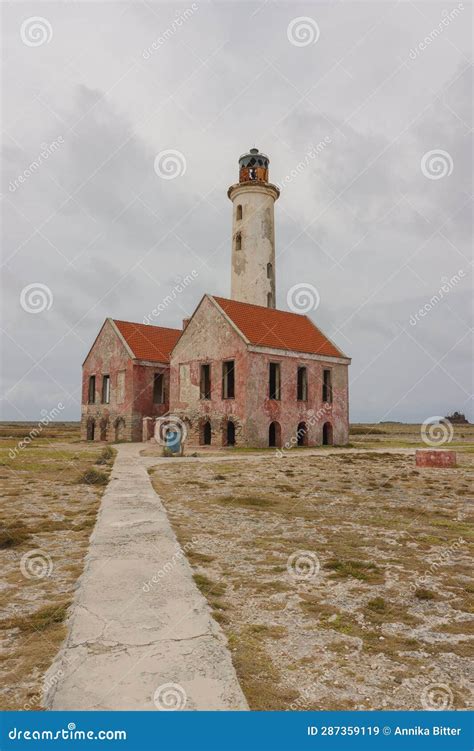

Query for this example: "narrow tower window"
[269,363,281,400]
[236,204,242,221]
[297,367,307,401]
[200,364,211,400]
[222,360,235,399]
[267,292,273,308]
[101,375,110,404]
[322,369,333,403]
[88,376,96,404]
[267,262,272,278]
[235,232,241,251]
[153,373,164,404]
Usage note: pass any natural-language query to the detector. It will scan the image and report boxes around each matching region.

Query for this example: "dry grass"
[150,428,474,711]
[0,421,113,710]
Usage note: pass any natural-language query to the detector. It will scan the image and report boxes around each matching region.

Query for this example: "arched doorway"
[86,419,95,441]
[269,421,281,448]
[115,417,126,442]
[225,420,236,446]
[322,422,333,446]
[100,418,108,441]
[297,422,308,447]
[200,420,212,445]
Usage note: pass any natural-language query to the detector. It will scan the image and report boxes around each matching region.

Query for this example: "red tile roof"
[212,297,346,359]
[113,319,181,363]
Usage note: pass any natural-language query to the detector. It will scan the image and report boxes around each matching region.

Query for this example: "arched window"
[200,420,212,445]
[224,420,236,446]
[236,204,242,221]
[267,262,272,278]
[235,232,241,251]
[297,422,308,447]
[322,422,333,446]
[268,421,281,448]
[86,419,95,441]
[267,292,273,308]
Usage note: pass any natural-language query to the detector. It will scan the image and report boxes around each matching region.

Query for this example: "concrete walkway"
[44,444,248,711]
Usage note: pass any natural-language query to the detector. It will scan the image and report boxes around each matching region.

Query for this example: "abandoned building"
[81,148,351,447]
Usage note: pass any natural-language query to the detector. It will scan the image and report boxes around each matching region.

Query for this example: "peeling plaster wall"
[170,298,350,448]
[244,352,349,448]
[229,184,278,308]
[81,320,170,442]
[170,297,248,446]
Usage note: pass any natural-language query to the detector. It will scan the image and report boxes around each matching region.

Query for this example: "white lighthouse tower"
[227,148,280,308]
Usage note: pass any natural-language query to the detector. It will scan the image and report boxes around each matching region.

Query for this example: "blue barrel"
[165,428,181,454]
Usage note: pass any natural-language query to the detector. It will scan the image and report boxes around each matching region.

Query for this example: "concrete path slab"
[44,444,248,711]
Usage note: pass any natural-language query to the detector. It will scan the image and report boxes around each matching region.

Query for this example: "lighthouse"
[227,148,280,308]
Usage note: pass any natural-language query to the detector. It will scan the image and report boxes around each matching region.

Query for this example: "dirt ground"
[0,422,114,710]
[148,424,473,711]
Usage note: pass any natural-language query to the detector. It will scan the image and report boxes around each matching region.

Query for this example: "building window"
[153,373,164,404]
[88,376,96,404]
[236,204,242,221]
[222,360,235,399]
[101,375,110,404]
[297,366,308,401]
[200,364,211,400]
[235,232,242,251]
[269,362,281,400]
[267,262,272,278]
[267,292,273,307]
[322,369,332,403]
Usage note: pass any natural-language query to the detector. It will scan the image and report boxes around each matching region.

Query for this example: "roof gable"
[112,319,181,363]
[212,296,347,359]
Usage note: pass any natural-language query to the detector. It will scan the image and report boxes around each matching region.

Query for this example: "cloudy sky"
[1,0,472,423]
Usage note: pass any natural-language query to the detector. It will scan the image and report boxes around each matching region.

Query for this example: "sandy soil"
[149,429,473,711]
[0,423,113,710]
